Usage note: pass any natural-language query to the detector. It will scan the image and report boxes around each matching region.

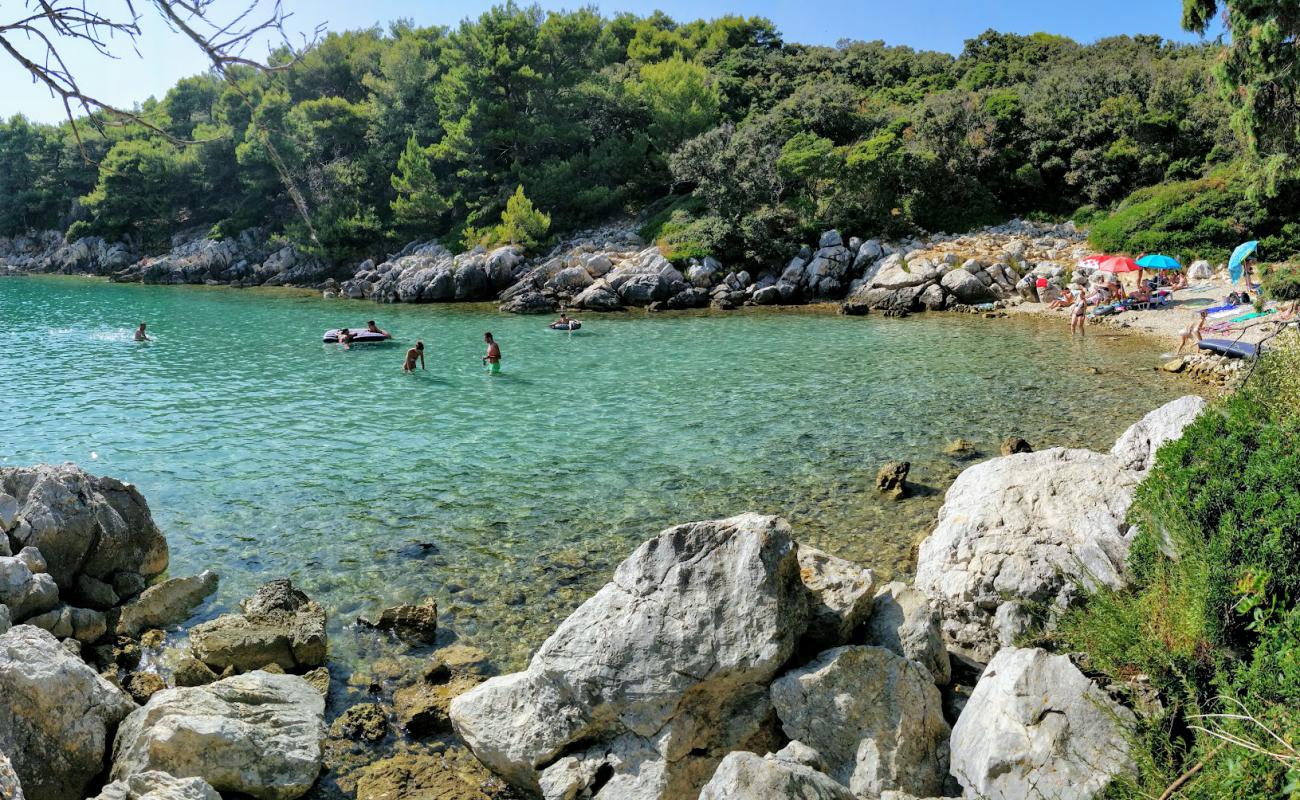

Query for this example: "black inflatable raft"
[548,321,582,331]
[1198,338,1258,359]
[323,328,391,344]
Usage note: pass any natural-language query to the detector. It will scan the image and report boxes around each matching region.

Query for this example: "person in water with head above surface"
[367,320,389,337]
[552,312,578,329]
[134,322,149,341]
[338,328,354,349]
[403,340,425,372]
[482,331,502,374]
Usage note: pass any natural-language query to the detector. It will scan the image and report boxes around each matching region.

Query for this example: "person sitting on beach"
[1047,288,1074,310]
[1130,283,1151,303]
[366,320,390,337]
[1170,271,1188,290]
[338,328,354,349]
[1177,310,1209,353]
[1107,279,1125,301]
[1071,294,1089,336]
[403,340,425,372]
[134,322,149,341]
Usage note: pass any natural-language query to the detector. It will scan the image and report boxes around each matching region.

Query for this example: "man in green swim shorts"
[482,331,502,374]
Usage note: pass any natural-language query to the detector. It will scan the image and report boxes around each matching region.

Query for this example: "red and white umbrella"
[1081,254,1141,273]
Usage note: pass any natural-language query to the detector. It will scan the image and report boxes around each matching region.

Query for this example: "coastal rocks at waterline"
[0,231,136,276]
[357,597,438,644]
[0,625,136,800]
[915,396,1208,660]
[450,513,812,798]
[0,464,168,595]
[111,671,326,800]
[112,228,334,287]
[875,461,909,499]
[188,578,327,673]
[769,646,951,797]
[343,242,526,303]
[116,570,218,637]
[950,647,1136,800]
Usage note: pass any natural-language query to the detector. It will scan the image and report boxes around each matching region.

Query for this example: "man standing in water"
[482,332,502,374]
[134,322,149,341]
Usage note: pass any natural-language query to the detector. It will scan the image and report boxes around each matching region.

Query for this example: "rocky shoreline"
[0,392,1208,800]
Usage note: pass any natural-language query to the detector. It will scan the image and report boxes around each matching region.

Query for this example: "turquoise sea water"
[1,276,1198,669]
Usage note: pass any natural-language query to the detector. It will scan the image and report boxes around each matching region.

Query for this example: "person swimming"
[134,322,149,341]
[482,331,502,374]
[403,340,425,372]
[338,328,354,349]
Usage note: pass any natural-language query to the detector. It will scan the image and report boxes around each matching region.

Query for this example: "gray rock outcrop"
[769,646,950,798]
[91,772,220,800]
[699,750,855,800]
[950,647,1136,800]
[450,513,809,799]
[0,625,136,800]
[188,579,326,673]
[111,671,325,800]
[117,571,218,636]
[797,545,874,652]
[865,582,950,685]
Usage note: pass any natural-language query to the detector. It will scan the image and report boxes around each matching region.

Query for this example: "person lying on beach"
[367,320,390,337]
[1177,310,1209,353]
[1047,289,1074,310]
[403,340,425,372]
[134,322,149,341]
[1130,284,1151,303]
[1170,271,1188,290]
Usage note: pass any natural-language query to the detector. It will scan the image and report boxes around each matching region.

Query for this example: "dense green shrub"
[1262,262,1300,302]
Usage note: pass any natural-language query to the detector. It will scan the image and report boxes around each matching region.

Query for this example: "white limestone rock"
[1110,395,1207,474]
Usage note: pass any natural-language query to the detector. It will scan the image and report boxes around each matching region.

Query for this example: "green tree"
[494,185,551,249]
[632,55,722,154]
[390,134,449,235]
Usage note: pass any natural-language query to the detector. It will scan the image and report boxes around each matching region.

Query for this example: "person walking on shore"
[482,332,502,374]
[1070,294,1089,337]
[403,340,425,372]
[134,322,149,341]
[1177,310,1209,353]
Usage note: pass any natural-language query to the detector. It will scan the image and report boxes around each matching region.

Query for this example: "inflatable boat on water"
[548,321,581,331]
[1198,338,1258,359]
[323,328,391,344]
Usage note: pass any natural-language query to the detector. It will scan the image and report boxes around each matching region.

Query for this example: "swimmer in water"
[134,322,149,341]
[338,328,354,349]
[367,320,390,337]
[404,340,425,372]
[482,331,502,374]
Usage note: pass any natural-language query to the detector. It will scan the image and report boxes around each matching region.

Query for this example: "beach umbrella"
[1136,254,1181,270]
[1229,240,1259,282]
[1089,255,1141,273]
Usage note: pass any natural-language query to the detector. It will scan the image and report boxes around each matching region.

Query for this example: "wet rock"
[189,579,326,673]
[999,436,1033,456]
[943,438,976,457]
[950,647,1136,800]
[498,289,557,315]
[358,597,438,644]
[770,645,950,798]
[1161,357,1187,373]
[0,625,137,800]
[172,657,218,688]
[304,666,330,696]
[865,582,950,685]
[139,629,165,649]
[354,750,513,800]
[112,572,148,601]
[700,750,855,800]
[451,513,809,798]
[1110,395,1207,474]
[111,671,326,800]
[915,448,1139,660]
[875,461,910,499]
[329,702,389,743]
[797,545,875,652]
[0,465,167,593]
[91,772,220,800]
[125,671,166,704]
[425,643,491,684]
[396,674,481,737]
[117,570,218,636]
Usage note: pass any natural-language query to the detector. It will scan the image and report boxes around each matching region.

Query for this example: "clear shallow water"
[1,276,1199,670]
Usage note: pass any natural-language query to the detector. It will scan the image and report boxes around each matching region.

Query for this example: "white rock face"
[865,582,950,685]
[0,751,23,800]
[111,671,325,800]
[915,448,1138,660]
[699,751,855,800]
[769,646,950,798]
[1110,395,1207,474]
[0,625,137,800]
[450,514,810,798]
[91,772,220,800]
[951,647,1136,800]
[797,545,874,650]
[0,552,58,621]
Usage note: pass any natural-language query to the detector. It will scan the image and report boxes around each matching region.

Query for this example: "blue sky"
[1,0,1225,124]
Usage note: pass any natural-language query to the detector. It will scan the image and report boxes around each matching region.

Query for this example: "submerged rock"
[950,647,1135,800]
[0,625,137,800]
[450,513,809,798]
[358,598,437,644]
[875,461,910,499]
[188,579,326,673]
[111,671,326,800]
[354,750,513,800]
[769,646,950,798]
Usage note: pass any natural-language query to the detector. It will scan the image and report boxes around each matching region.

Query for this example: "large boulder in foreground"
[188,579,326,672]
[91,772,220,800]
[769,646,950,798]
[450,513,810,799]
[111,671,325,800]
[1110,395,1207,474]
[865,582,950,686]
[950,647,1135,800]
[914,448,1138,660]
[0,625,137,800]
[699,749,855,800]
[0,465,167,593]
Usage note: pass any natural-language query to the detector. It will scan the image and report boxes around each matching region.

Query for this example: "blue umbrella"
[1136,254,1182,270]
[1229,241,1258,283]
